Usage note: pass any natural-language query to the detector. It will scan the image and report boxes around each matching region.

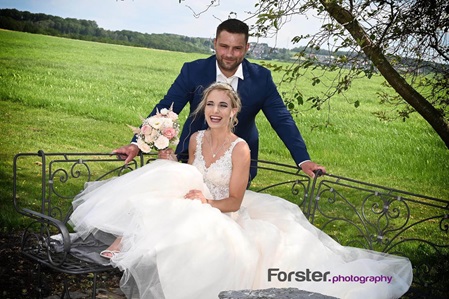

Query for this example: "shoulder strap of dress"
[228,137,246,153]
[195,130,205,155]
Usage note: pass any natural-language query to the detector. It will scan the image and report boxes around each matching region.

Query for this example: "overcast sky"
[0,0,322,48]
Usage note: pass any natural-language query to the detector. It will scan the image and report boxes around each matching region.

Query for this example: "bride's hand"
[158,148,177,161]
[184,189,209,204]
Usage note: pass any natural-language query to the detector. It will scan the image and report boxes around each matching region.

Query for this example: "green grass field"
[1,29,448,230]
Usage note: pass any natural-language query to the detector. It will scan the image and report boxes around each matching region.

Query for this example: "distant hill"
[0,8,359,63]
[0,8,215,54]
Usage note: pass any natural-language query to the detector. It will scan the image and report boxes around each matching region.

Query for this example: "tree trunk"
[320,0,449,149]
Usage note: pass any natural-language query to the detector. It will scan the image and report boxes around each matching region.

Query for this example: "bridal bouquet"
[128,104,180,153]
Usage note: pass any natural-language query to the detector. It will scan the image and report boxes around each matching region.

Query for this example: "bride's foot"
[100,249,120,259]
[100,237,122,259]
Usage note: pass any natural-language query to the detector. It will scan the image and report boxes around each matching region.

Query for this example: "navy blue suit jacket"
[137,55,311,179]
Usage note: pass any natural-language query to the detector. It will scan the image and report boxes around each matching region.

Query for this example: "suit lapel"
[237,59,252,106]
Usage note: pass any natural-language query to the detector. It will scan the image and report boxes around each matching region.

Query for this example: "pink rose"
[162,127,177,140]
[141,125,152,135]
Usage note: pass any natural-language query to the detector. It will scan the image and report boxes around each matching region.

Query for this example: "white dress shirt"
[215,62,244,91]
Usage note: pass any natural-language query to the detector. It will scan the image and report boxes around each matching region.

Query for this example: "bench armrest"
[21,207,74,267]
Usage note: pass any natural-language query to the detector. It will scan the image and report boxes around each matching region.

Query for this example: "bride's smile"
[205,89,237,130]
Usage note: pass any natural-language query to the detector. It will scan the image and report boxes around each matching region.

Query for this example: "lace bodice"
[192,130,244,200]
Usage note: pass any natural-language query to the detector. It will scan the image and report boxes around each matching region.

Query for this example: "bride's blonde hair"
[192,82,242,131]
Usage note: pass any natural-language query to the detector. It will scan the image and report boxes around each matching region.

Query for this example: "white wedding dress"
[69,130,412,299]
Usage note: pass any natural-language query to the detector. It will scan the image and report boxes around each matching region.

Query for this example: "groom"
[114,18,325,179]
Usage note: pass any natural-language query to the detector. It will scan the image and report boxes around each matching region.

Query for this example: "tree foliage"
[248,0,449,148]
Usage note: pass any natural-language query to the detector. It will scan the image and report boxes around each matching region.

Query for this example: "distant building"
[249,42,270,59]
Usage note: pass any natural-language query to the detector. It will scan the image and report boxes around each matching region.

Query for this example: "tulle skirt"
[69,160,412,299]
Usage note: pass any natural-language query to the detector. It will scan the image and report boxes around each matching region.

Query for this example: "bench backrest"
[13,151,449,297]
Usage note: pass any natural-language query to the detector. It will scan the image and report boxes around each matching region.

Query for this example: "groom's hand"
[300,161,326,178]
[112,144,139,165]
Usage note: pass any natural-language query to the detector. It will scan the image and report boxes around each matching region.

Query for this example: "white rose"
[161,118,173,128]
[137,138,152,153]
[154,135,169,150]
[148,117,163,129]
[144,133,155,143]
[160,108,169,115]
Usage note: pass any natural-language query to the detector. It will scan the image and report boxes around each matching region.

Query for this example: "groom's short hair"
[216,19,249,43]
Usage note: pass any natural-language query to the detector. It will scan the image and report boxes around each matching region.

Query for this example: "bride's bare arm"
[187,133,198,165]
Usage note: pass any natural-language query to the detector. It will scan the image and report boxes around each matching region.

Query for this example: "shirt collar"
[216,61,244,82]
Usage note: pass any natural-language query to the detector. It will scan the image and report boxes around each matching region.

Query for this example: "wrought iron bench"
[13,150,448,298]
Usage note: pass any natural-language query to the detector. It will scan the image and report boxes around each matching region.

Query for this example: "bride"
[69,82,412,299]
